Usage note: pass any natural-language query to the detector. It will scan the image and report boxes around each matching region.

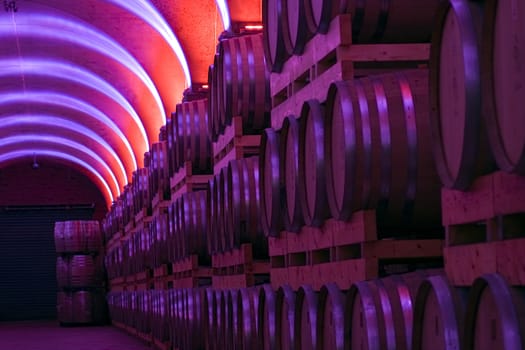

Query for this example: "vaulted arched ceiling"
[0,0,261,208]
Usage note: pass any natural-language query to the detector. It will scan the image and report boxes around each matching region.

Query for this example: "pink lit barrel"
[277,285,296,350]
[258,285,278,350]
[63,221,84,252]
[54,221,65,253]
[57,292,73,323]
[85,220,102,252]
[217,33,270,135]
[237,287,258,350]
[412,275,467,350]
[430,0,495,189]
[294,285,318,350]
[263,0,291,72]
[317,283,345,350]
[481,0,525,174]
[56,256,70,288]
[280,116,304,232]
[325,70,441,231]
[207,177,219,254]
[70,255,97,287]
[464,274,525,350]
[260,127,284,237]
[72,291,92,323]
[299,100,330,227]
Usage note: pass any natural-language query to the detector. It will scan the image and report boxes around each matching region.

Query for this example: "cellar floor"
[0,320,151,350]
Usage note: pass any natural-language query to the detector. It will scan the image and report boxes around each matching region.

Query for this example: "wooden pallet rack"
[170,161,213,201]
[443,171,525,286]
[171,255,213,288]
[212,116,261,174]
[270,14,429,130]
[211,243,270,289]
[269,210,443,291]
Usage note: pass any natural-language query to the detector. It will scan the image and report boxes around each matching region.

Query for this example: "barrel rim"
[429,0,483,190]
[345,281,381,350]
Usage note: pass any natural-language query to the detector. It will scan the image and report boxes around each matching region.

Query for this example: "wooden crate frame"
[170,255,213,288]
[170,161,213,201]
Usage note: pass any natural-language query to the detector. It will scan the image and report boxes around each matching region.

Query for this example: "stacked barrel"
[54,220,106,325]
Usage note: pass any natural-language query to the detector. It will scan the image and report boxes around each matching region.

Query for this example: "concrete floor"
[0,321,152,350]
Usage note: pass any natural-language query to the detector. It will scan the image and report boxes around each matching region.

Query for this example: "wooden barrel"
[207,177,219,254]
[281,116,304,232]
[220,166,232,252]
[277,285,297,350]
[72,291,92,323]
[230,289,245,350]
[204,288,218,350]
[237,287,258,350]
[299,100,330,227]
[227,157,267,257]
[258,285,279,350]
[412,274,467,350]
[175,99,212,172]
[430,0,495,190]
[325,70,441,231]
[183,190,209,262]
[188,288,206,350]
[217,33,270,135]
[294,285,318,350]
[481,0,525,174]
[85,221,102,252]
[303,0,342,34]
[70,255,97,287]
[263,0,289,72]
[56,256,70,288]
[346,0,442,43]
[54,221,65,253]
[57,291,73,323]
[464,273,525,350]
[260,127,284,237]
[317,283,345,350]
[208,62,219,142]
[63,221,84,252]
[282,0,314,54]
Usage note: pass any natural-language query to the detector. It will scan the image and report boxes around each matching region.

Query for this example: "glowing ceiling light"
[0,58,149,153]
[214,0,231,30]
[0,13,166,124]
[0,114,128,184]
[108,0,192,86]
[0,89,140,169]
[0,149,114,207]
[0,135,122,197]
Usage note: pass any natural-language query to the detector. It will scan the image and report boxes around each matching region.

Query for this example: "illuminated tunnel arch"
[0,150,115,208]
[0,136,121,200]
[0,115,128,187]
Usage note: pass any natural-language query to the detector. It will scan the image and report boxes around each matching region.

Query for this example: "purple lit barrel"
[217,33,270,135]
[220,166,232,251]
[54,221,65,253]
[481,0,525,174]
[205,289,218,350]
[177,191,209,261]
[56,256,70,288]
[63,221,84,252]
[207,178,219,254]
[258,285,278,350]
[464,274,525,350]
[317,283,345,350]
[260,128,284,237]
[430,0,495,189]
[236,287,259,350]
[281,116,303,232]
[277,285,296,350]
[295,285,318,350]
[325,70,441,231]
[85,221,102,252]
[299,100,330,227]
[188,288,206,350]
[70,255,97,287]
[57,292,73,323]
[262,0,290,72]
[412,275,467,350]
[227,157,268,257]
[175,99,212,172]
[72,291,92,323]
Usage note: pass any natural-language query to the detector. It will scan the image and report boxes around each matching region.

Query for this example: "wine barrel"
[208,63,219,142]
[317,283,345,350]
[237,287,259,350]
[207,178,219,254]
[325,70,441,230]
[85,221,102,252]
[412,274,467,350]
[299,100,330,227]
[294,285,318,350]
[430,0,495,190]
[258,285,279,350]
[281,116,304,232]
[277,285,297,350]
[56,256,70,288]
[220,166,233,252]
[70,255,97,287]
[54,221,65,253]
[175,99,212,172]
[230,289,245,350]
[227,157,268,257]
[183,190,209,262]
[481,0,525,174]
[260,127,284,237]
[217,33,270,135]
[73,291,92,323]
[282,0,314,54]
[263,0,290,72]
[205,288,218,350]
[464,273,525,350]
[63,221,85,252]
[188,288,206,350]
[57,292,73,323]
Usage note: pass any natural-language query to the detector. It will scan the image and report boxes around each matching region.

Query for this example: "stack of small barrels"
[54,220,106,325]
